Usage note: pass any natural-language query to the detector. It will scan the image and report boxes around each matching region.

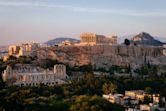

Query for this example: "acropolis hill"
[34,33,166,70]
[3,32,166,72]
[37,45,166,70]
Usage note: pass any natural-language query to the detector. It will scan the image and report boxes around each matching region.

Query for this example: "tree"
[144,96,153,104]
[124,39,130,46]
[71,64,93,72]
[18,56,32,64]
[69,95,124,111]
[145,87,153,94]
[0,61,6,89]
[8,56,17,61]
[102,82,117,94]
[39,59,58,69]
[124,39,130,56]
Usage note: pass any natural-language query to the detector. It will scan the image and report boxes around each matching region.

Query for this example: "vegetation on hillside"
[0,72,166,111]
[0,57,166,111]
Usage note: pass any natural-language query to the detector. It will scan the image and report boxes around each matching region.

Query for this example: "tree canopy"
[124,39,130,46]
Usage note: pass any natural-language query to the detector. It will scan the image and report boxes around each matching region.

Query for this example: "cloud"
[0,1,72,8]
[72,7,166,17]
[0,1,166,17]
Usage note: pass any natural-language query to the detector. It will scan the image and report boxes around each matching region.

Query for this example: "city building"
[153,94,160,104]
[3,42,40,61]
[126,108,140,111]
[79,33,117,46]
[163,44,166,56]
[9,42,39,57]
[3,55,9,62]
[125,90,145,101]
[2,64,69,86]
[58,40,76,46]
[140,104,151,111]
[103,93,140,107]
[103,91,166,111]
[8,45,20,56]
[140,103,165,111]
[103,93,123,105]
[123,96,139,106]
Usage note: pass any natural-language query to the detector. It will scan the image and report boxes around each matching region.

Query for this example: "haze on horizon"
[0,0,166,45]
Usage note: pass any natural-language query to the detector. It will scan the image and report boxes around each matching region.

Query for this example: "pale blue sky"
[0,0,166,45]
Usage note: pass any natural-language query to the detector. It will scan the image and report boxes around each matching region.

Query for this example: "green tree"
[124,39,130,46]
[144,96,153,104]
[102,82,117,94]
[69,95,124,111]
[39,59,58,69]
[18,56,32,64]
[8,56,17,61]
[145,87,153,94]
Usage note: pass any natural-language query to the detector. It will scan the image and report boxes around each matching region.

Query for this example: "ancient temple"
[80,33,117,46]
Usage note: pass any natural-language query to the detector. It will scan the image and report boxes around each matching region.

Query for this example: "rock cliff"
[36,45,166,69]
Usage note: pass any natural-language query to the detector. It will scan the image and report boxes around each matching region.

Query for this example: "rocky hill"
[36,45,166,70]
[119,32,166,44]
[131,32,164,46]
[45,37,79,46]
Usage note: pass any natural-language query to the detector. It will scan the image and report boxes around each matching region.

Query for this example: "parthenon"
[80,33,117,46]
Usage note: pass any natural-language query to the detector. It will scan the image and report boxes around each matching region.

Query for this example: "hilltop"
[119,32,166,45]
[45,37,79,46]
[131,32,164,46]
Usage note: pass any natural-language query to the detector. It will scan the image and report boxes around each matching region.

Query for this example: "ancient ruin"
[2,64,68,86]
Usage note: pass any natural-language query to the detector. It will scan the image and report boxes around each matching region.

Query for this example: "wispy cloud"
[0,1,166,17]
[73,7,166,17]
[0,1,72,8]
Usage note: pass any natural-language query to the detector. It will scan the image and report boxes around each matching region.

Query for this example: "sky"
[0,0,166,45]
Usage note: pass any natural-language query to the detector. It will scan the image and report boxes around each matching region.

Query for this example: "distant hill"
[154,36,166,43]
[0,45,8,52]
[131,32,164,46]
[119,32,165,46]
[0,45,8,58]
[45,37,80,46]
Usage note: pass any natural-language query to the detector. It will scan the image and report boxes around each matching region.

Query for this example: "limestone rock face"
[36,45,166,68]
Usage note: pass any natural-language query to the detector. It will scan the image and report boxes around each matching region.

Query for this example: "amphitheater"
[2,64,68,86]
